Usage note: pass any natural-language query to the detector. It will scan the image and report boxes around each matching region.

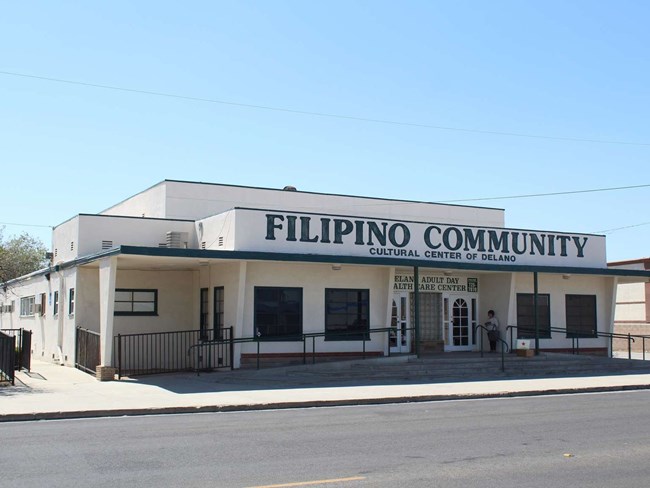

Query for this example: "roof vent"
[166,231,189,249]
[282,185,297,191]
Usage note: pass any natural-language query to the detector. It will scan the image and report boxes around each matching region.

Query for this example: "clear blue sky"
[1,1,648,262]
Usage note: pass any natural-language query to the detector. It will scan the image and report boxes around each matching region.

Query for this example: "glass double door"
[444,295,476,351]
[390,293,411,353]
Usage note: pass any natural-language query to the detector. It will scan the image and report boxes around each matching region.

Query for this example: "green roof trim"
[115,246,650,278]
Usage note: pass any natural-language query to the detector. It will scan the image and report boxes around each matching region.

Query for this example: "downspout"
[414,266,420,357]
[534,271,540,356]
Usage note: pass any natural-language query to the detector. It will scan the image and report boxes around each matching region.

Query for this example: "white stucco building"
[2,180,649,376]
[609,257,650,352]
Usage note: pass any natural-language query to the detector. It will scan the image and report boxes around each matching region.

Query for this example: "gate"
[0,331,16,385]
[0,328,31,372]
[75,327,101,375]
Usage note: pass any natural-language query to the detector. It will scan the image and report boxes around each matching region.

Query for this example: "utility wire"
[439,183,650,203]
[1,184,648,232]
[594,221,650,234]
[0,222,52,228]
[1,70,649,147]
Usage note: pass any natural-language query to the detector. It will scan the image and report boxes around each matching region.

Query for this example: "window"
[20,296,35,316]
[325,289,369,340]
[200,288,209,340]
[516,294,551,339]
[68,288,75,315]
[566,294,597,338]
[254,287,302,340]
[214,286,224,338]
[114,289,158,316]
[53,291,59,316]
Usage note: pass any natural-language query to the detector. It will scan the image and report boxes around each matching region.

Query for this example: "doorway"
[445,295,476,351]
[390,292,411,353]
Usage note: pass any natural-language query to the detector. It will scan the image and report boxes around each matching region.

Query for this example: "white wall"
[510,272,613,349]
[101,182,167,218]
[239,261,389,355]
[77,215,197,257]
[478,272,513,343]
[52,217,79,264]
[196,211,236,251]
[162,180,505,228]
[0,267,77,366]
[111,269,197,336]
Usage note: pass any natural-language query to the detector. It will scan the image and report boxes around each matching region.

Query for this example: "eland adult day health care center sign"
[230,208,607,268]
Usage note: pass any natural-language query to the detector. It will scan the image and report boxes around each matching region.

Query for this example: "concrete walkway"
[3,358,650,422]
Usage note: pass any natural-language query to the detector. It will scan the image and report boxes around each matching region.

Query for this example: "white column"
[385,267,396,355]
[99,256,117,366]
[233,261,247,368]
[608,276,619,356]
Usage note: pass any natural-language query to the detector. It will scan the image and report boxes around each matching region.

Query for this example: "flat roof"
[100,179,506,217]
[5,245,649,288]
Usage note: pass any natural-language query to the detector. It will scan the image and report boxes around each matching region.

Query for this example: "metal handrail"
[505,324,649,358]
[187,326,415,373]
[473,324,509,372]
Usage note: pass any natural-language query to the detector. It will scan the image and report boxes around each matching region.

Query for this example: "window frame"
[20,296,36,317]
[114,288,158,316]
[253,286,303,341]
[516,293,551,339]
[565,294,597,338]
[53,291,59,316]
[324,288,370,341]
[214,286,225,338]
[199,287,209,340]
[68,288,75,316]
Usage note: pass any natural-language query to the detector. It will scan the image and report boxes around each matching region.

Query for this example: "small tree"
[0,228,49,284]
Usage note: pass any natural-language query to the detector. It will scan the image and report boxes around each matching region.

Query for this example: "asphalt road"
[2,391,650,487]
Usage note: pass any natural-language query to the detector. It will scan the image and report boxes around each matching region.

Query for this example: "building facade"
[609,257,650,353]
[2,180,649,373]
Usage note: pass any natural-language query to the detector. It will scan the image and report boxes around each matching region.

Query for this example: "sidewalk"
[3,358,650,422]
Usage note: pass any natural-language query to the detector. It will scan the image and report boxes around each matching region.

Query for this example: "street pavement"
[4,391,650,487]
[3,356,650,422]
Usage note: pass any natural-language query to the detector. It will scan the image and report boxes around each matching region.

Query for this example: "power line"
[1,183,648,229]
[1,70,649,147]
[439,183,650,203]
[594,221,650,234]
[0,222,52,228]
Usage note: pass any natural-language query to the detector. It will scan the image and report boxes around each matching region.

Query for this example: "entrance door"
[390,293,411,353]
[445,295,474,351]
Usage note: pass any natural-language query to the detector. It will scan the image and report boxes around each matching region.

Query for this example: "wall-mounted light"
[198,261,209,267]
[443,270,453,276]
[332,264,342,271]
[562,274,571,280]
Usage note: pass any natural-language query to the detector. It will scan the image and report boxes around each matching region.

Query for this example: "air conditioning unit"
[166,231,189,249]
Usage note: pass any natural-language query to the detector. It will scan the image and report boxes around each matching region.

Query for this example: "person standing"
[485,310,500,352]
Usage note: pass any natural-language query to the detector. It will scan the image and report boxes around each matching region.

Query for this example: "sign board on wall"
[228,208,608,268]
[393,275,478,293]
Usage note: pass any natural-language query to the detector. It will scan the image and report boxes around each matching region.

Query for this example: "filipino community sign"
[232,209,607,268]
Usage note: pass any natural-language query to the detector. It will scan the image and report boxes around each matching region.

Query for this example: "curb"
[2,383,650,423]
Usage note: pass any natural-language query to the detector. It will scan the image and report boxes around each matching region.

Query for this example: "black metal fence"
[75,327,101,375]
[0,331,16,385]
[115,327,233,378]
[0,328,31,372]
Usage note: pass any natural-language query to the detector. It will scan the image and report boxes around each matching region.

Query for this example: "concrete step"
[283,353,650,381]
